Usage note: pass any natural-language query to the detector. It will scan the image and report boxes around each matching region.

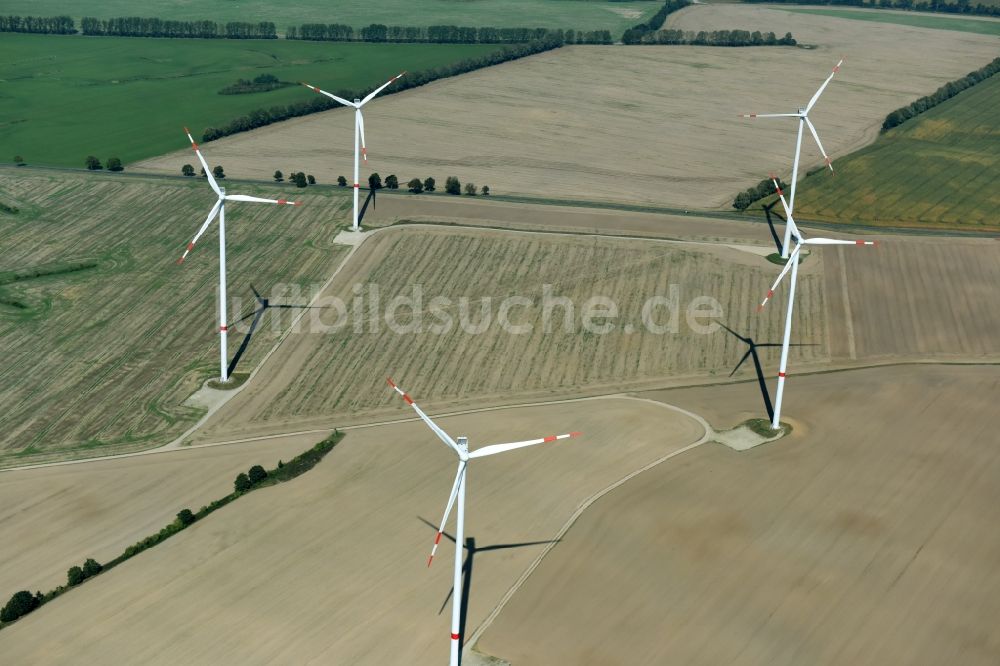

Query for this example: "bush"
[82,558,102,578]
[445,176,461,195]
[213,165,225,179]
[463,182,477,195]
[13,155,24,165]
[106,157,123,172]
[408,178,423,194]
[67,565,85,587]
[234,472,251,493]
[182,164,195,177]
[273,170,283,182]
[248,464,268,485]
[423,176,436,192]
[481,185,490,196]
[293,172,307,188]
[337,175,347,187]
[177,509,195,526]
[385,174,399,189]
[307,174,316,185]
[1,591,39,623]
[85,155,102,170]
[368,172,382,190]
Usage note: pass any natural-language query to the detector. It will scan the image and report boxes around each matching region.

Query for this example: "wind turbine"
[758,176,875,430]
[302,72,405,232]
[176,128,299,383]
[741,59,844,257]
[387,378,581,666]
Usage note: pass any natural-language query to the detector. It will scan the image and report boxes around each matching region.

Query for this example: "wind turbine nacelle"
[354,98,362,104]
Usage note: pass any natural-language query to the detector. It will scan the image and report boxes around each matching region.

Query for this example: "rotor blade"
[739,113,800,119]
[718,321,751,344]
[803,238,877,246]
[769,175,801,241]
[469,431,582,459]
[427,462,466,567]
[225,194,300,205]
[360,71,405,106]
[805,58,843,113]
[300,82,356,108]
[804,117,834,172]
[357,109,368,163]
[386,378,462,456]
[758,245,801,311]
[184,127,221,196]
[177,198,222,264]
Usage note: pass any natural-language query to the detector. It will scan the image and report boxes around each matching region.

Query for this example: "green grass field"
[0,34,499,168]
[792,71,1000,231]
[0,167,353,466]
[0,0,659,33]
[783,7,1000,35]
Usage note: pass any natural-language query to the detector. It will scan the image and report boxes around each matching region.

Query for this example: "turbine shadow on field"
[417,517,558,658]
[761,200,786,255]
[358,188,375,224]
[227,283,323,376]
[721,323,815,422]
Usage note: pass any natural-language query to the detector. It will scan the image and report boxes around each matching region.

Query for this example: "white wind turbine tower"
[741,59,844,257]
[176,128,300,383]
[758,176,875,430]
[387,378,581,666]
[302,72,405,232]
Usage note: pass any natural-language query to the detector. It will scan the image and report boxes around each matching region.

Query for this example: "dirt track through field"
[477,364,1000,665]
[0,397,704,664]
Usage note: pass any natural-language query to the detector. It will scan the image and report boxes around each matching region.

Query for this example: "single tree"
[176,509,196,526]
[423,176,436,192]
[463,182,477,196]
[67,566,86,587]
[182,164,195,177]
[385,174,399,189]
[293,172,308,188]
[1,591,39,623]
[13,155,25,166]
[307,174,316,185]
[82,558,103,578]
[445,176,461,195]
[481,185,490,196]
[368,172,382,190]
[273,170,284,182]
[85,155,102,170]
[234,472,251,493]
[248,464,268,485]
[337,175,347,187]
[106,157,123,172]
[407,178,423,194]
[213,165,225,180]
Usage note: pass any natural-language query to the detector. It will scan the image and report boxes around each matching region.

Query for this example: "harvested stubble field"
[191,225,828,443]
[477,364,1000,665]
[134,10,1000,211]
[0,168,348,466]
[0,397,706,664]
[783,7,1000,37]
[792,71,1000,231]
[0,433,321,599]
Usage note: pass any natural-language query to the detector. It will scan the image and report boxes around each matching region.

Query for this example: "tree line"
[0,433,342,631]
[200,35,563,143]
[629,29,796,46]
[81,16,277,38]
[744,0,1000,18]
[287,24,612,44]
[733,177,790,211]
[882,56,1000,131]
[0,15,75,34]
[622,0,691,44]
